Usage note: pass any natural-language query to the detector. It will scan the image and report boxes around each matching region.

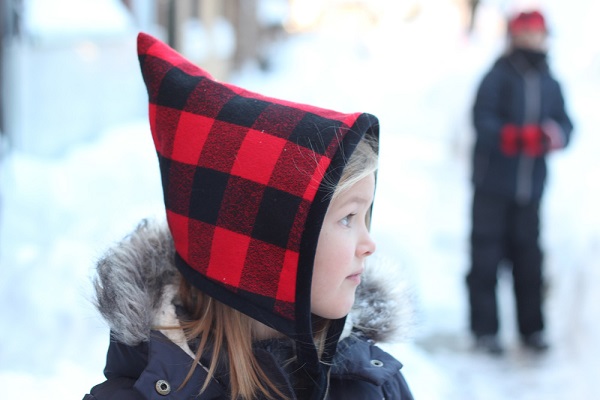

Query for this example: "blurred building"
[0,0,290,157]
[0,0,21,154]
[124,0,290,76]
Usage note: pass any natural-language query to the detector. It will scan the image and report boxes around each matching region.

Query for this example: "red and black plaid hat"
[508,10,547,35]
[137,32,379,386]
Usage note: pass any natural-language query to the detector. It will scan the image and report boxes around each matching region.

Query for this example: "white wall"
[5,0,147,157]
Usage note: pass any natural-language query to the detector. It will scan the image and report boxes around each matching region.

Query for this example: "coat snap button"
[370,359,384,367]
[155,379,171,395]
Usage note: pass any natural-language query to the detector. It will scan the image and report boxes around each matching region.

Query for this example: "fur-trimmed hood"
[93,219,415,347]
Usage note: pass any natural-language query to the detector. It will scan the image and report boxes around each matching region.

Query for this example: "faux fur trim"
[93,219,178,345]
[93,219,415,346]
[348,254,417,343]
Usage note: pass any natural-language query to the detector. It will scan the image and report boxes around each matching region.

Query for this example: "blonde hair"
[177,280,286,400]
[332,135,378,201]
[176,134,379,399]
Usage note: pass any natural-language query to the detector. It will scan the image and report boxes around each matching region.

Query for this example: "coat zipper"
[515,69,541,203]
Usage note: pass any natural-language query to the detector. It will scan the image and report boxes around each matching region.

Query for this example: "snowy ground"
[1,0,599,398]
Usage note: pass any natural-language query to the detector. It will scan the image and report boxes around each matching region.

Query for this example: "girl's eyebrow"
[338,195,374,206]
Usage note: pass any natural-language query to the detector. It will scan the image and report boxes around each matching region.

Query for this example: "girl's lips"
[346,271,363,284]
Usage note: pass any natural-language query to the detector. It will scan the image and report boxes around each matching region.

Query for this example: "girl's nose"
[358,231,376,257]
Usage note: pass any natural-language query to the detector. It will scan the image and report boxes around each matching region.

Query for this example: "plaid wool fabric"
[137,32,379,344]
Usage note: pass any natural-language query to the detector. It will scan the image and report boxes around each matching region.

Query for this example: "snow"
[23,0,134,42]
[1,0,599,398]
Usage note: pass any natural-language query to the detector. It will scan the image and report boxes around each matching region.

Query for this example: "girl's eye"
[341,214,355,227]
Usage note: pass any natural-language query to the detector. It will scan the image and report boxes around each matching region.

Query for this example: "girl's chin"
[346,274,362,285]
[312,296,356,319]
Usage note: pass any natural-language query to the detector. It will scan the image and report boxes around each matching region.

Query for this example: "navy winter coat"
[472,48,573,202]
[83,332,412,399]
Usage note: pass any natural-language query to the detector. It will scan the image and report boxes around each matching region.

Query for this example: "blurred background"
[1,0,599,398]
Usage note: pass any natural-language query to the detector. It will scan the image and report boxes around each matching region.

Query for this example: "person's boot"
[521,331,549,352]
[474,334,504,355]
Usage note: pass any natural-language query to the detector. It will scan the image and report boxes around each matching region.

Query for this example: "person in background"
[83,32,414,399]
[466,9,573,355]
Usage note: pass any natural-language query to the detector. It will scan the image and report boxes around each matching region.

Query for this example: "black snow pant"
[466,189,545,338]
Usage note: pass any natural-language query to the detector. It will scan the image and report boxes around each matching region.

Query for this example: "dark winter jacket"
[472,48,573,202]
[83,220,415,400]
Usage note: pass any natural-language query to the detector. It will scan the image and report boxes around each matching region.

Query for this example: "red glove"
[521,124,545,157]
[500,124,520,156]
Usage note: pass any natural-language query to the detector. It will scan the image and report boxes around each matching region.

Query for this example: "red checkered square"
[154,106,184,158]
[304,156,333,201]
[217,176,264,236]
[197,121,247,173]
[206,228,251,287]
[239,240,287,298]
[231,129,287,185]
[268,142,330,200]
[166,210,189,260]
[149,104,158,148]
[184,79,236,118]
[276,250,298,303]
[187,220,218,275]
[251,103,306,139]
[171,111,213,165]
[165,160,196,216]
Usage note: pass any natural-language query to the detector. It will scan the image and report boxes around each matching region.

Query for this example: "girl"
[84,32,413,400]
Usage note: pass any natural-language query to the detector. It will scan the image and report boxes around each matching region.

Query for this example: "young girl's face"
[311,173,376,319]
[512,30,548,52]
